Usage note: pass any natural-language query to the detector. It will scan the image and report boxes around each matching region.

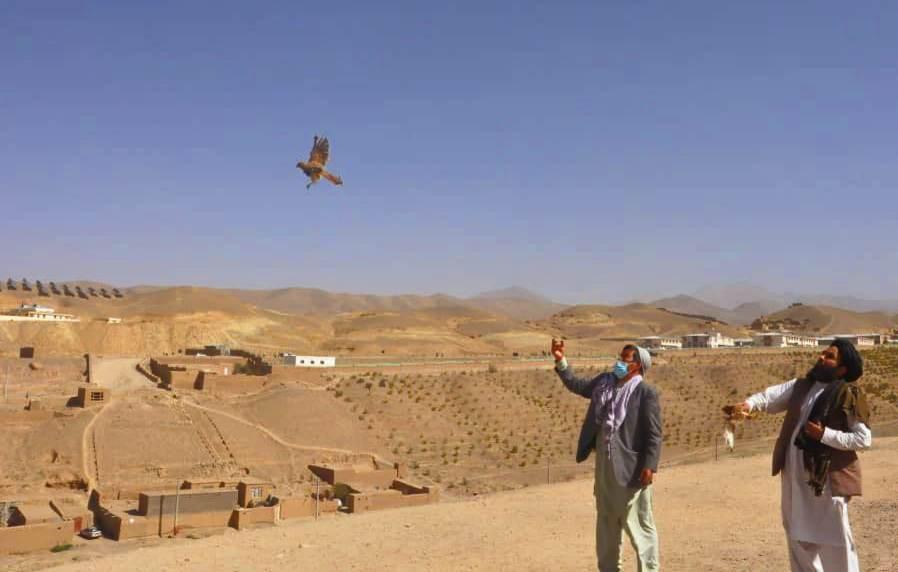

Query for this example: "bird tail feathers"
[321,170,343,186]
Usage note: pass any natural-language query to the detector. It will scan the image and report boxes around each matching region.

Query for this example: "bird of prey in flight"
[296,135,343,189]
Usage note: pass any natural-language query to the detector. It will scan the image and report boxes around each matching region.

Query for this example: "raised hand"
[722,403,751,420]
[551,338,565,362]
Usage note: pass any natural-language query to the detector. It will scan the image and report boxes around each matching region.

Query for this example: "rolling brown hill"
[651,294,764,325]
[543,303,747,340]
[11,283,895,360]
[0,285,544,358]
[226,286,467,316]
[751,304,898,334]
[0,286,757,358]
[0,287,330,357]
[466,286,568,321]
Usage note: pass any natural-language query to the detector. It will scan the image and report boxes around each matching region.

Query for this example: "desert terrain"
[5,347,896,503]
[4,436,897,572]
[1,282,896,569]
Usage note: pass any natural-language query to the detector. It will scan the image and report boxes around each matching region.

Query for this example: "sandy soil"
[89,357,149,391]
[12,437,896,572]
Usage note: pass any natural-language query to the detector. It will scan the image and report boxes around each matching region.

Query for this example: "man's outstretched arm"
[555,357,601,398]
[745,379,797,415]
[726,379,797,419]
[551,338,600,398]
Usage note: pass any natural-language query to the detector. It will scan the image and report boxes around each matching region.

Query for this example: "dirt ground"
[10,437,896,572]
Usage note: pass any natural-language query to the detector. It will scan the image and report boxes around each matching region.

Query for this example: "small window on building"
[300,360,305,364]
[251,486,262,498]
[320,360,324,364]
[90,392,104,401]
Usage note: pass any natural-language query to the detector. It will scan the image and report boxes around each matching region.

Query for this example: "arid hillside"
[0,286,755,359]
[752,303,898,334]
[651,294,749,324]
[2,348,896,570]
[0,287,330,357]
[321,347,898,495]
[542,303,747,340]
[225,285,567,321]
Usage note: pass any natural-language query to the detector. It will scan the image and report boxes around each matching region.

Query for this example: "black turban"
[830,338,863,382]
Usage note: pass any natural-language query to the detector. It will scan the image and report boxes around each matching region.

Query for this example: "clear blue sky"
[2,1,896,304]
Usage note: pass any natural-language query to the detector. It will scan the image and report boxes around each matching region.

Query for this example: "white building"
[681,332,735,349]
[637,336,682,350]
[0,304,79,322]
[817,335,877,348]
[752,332,817,348]
[282,354,336,368]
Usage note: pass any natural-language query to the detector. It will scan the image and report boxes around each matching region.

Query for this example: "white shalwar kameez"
[746,379,871,572]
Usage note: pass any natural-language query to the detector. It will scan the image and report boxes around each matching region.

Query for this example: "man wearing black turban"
[725,339,871,572]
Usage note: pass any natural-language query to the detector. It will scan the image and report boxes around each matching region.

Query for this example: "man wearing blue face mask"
[552,339,662,572]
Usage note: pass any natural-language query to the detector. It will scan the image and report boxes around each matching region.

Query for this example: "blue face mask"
[613,360,630,379]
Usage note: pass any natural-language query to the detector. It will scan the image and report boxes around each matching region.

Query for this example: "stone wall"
[279,496,340,520]
[230,505,278,530]
[135,360,160,385]
[309,463,404,489]
[346,480,439,514]
[0,521,74,554]
[138,489,238,517]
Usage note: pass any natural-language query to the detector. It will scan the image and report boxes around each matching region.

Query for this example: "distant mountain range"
[1,280,894,358]
[689,282,898,315]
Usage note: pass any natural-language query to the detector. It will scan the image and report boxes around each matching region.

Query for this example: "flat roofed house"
[752,332,817,348]
[681,332,735,349]
[817,334,877,347]
[237,481,273,508]
[637,336,682,350]
[0,304,79,322]
[76,387,109,407]
[282,354,336,368]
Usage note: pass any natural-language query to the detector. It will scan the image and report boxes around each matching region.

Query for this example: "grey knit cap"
[635,346,652,374]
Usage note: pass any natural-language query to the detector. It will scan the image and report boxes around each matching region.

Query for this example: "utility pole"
[173,484,181,536]
[315,477,320,519]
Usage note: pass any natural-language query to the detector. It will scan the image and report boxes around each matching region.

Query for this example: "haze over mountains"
[688,282,898,315]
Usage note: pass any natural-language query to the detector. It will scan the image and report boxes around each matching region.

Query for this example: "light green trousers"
[594,452,660,572]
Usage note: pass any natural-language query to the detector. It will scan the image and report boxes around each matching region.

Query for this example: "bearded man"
[726,339,871,572]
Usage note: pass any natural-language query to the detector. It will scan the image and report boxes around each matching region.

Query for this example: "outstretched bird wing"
[308,136,330,165]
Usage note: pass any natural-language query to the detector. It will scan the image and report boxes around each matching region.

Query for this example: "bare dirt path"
[37,437,898,572]
[79,409,102,492]
[181,399,390,464]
